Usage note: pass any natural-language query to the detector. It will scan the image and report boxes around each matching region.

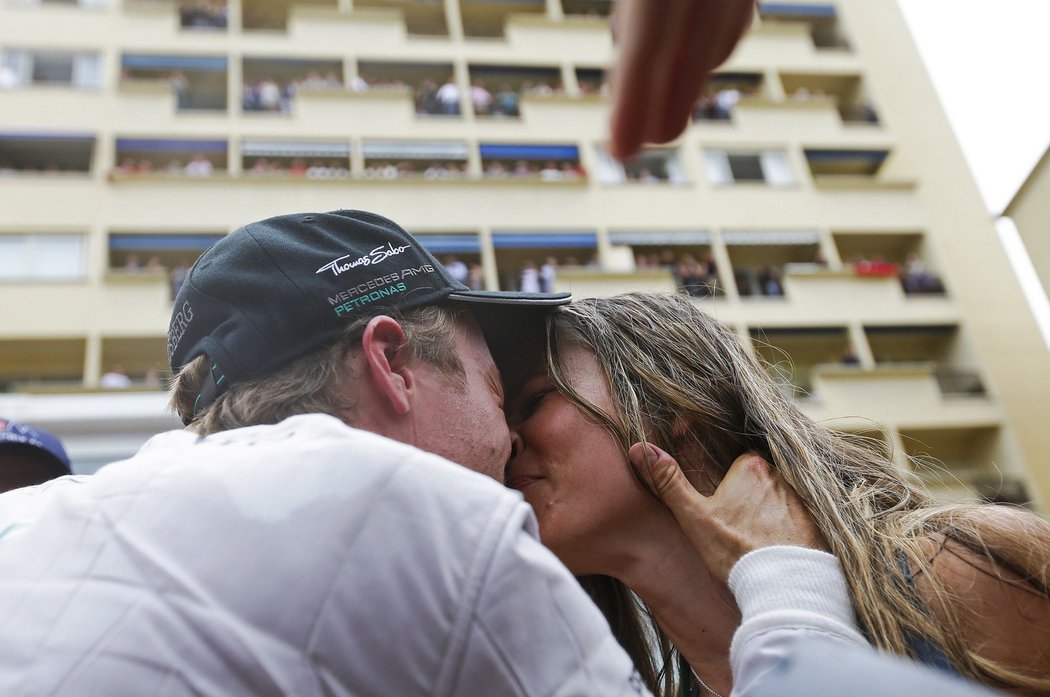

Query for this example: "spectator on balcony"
[633,167,661,183]
[519,260,541,293]
[493,84,520,117]
[249,158,271,175]
[470,80,493,116]
[242,81,260,111]
[443,256,469,285]
[901,253,942,294]
[124,254,142,274]
[436,76,460,115]
[170,71,189,110]
[145,257,165,273]
[415,79,440,115]
[185,154,214,177]
[170,260,190,299]
[559,162,582,180]
[714,87,741,118]
[484,161,508,178]
[512,160,533,177]
[840,347,861,366]
[423,162,446,180]
[676,255,709,297]
[288,158,307,177]
[467,263,484,291]
[539,162,564,182]
[100,365,134,390]
[762,266,784,296]
[699,252,719,291]
[523,80,553,97]
[165,158,184,174]
[539,257,558,293]
[301,71,327,91]
[258,78,282,112]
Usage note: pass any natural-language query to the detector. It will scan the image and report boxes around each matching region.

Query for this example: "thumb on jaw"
[628,442,705,516]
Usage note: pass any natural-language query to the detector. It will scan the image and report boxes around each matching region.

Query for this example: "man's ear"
[361,315,414,415]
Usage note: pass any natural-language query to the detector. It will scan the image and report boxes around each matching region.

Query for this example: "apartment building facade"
[2,0,1049,506]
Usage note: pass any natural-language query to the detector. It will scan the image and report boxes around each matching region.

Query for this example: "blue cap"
[0,419,72,474]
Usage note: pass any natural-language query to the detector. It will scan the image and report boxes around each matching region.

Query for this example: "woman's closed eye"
[522,387,555,416]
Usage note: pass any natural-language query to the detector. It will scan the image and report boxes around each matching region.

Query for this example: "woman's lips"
[507,475,543,491]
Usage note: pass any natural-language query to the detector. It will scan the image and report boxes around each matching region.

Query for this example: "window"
[705,149,795,186]
[0,234,86,282]
[596,147,688,185]
[1,50,102,89]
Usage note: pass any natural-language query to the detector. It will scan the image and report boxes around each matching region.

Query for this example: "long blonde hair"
[546,292,1050,695]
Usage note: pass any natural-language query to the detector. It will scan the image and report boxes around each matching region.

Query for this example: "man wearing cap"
[0,210,866,695]
[0,419,72,493]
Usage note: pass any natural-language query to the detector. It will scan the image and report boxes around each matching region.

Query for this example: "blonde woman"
[504,292,1050,697]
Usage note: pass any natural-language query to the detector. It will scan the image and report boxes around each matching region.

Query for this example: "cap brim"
[447,290,571,306]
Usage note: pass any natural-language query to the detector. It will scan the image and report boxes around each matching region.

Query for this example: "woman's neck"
[605,508,741,695]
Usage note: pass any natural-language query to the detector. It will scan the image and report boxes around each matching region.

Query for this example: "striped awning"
[242,140,350,158]
[609,231,710,246]
[723,230,821,246]
[492,231,597,249]
[414,234,481,254]
[362,140,469,160]
[116,138,227,153]
[121,54,228,72]
[759,3,837,18]
[480,144,579,161]
[0,132,95,142]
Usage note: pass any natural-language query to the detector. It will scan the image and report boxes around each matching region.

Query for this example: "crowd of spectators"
[846,253,944,294]
[900,253,944,294]
[635,249,721,297]
[0,162,81,175]
[361,160,467,180]
[246,158,350,178]
[178,0,227,28]
[112,154,219,178]
[516,257,559,293]
[243,71,343,114]
[441,256,484,291]
[624,167,666,183]
[483,160,585,180]
[693,88,742,121]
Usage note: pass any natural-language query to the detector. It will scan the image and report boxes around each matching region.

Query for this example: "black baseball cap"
[167,209,570,419]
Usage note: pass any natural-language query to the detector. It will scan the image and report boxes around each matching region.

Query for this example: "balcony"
[121,54,228,113]
[551,268,678,298]
[0,132,95,175]
[0,337,86,392]
[750,325,852,401]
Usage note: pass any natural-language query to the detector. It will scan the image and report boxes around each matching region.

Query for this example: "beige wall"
[1005,147,1050,300]
[2,0,1049,505]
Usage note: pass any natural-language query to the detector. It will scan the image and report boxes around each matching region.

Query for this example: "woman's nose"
[508,427,524,461]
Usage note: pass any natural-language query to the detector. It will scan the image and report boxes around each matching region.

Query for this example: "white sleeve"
[728,546,871,696]
[449,502,650,697]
